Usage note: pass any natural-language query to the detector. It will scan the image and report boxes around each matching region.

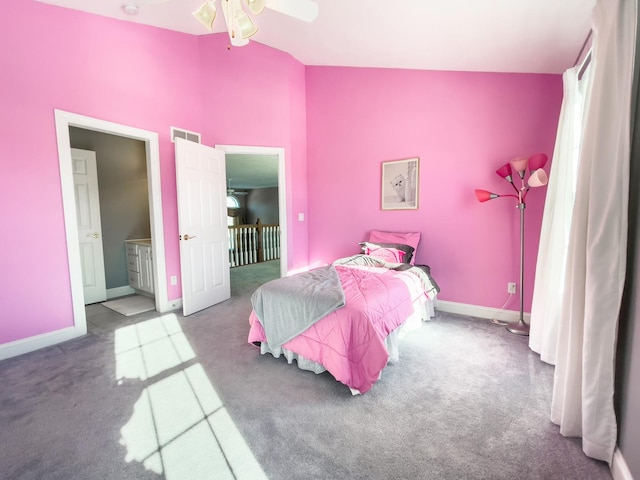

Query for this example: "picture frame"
[381,157,419,210]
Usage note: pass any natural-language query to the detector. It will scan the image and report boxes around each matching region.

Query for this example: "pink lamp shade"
[528,168,548,187]
[528,153,548,171]
[495,163,514,183]
[475,189,499,202]
[511,156,529,178]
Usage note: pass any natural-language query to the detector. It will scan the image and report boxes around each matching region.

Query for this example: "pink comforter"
[248,264,421,393]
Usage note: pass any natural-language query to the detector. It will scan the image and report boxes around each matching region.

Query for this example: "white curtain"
[529,68,584,364]
[550,0,636,464]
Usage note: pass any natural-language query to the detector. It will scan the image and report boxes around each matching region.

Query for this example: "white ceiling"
[34,0,595,188]
[35,0,594,74]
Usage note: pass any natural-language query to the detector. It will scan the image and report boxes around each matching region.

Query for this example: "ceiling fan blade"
[265,0,319,22]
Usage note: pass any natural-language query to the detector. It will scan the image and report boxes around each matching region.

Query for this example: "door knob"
[86,232,100,238]
[182,234,197,241]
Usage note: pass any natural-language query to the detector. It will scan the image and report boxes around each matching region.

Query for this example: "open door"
[72,148,107,304]
[175,138,230,315]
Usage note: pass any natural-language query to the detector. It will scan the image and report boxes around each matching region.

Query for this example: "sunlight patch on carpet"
[115,314,267,479]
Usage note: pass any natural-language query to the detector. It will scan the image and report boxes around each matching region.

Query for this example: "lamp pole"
[507,199,530,335]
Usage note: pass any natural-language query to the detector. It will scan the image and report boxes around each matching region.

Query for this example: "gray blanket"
[251,265,346,348]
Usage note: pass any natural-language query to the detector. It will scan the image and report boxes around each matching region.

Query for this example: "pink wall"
[196,35,309,269]
[0,1,308,345]
[305,67,562,311]
[1,0,560,348]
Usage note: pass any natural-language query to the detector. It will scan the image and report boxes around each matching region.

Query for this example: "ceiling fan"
[227,178,249,195]
[191,0,319,47]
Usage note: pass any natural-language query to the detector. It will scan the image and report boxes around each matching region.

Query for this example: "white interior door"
[175,138,230,315]
[72,148,107,304]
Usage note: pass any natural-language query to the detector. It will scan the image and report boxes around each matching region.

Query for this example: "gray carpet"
[0,260,611,480]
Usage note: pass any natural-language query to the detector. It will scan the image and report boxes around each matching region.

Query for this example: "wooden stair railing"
[228,219,280,267]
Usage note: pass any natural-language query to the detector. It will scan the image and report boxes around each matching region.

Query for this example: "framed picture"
[381,157,419,210]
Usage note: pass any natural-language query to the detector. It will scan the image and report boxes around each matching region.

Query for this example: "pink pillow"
[365,246,406,263]
[368,230,420,264]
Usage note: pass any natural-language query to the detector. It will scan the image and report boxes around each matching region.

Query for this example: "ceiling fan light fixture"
[234,8,258,39]
[193,1,217,31]
[221,0,250,45]
[244,0,266,15]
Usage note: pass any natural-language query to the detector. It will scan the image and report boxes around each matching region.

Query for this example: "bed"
[247,231,439,394]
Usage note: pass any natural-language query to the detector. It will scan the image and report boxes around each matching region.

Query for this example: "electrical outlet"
[171,275,177,285]
[508,282,517,294]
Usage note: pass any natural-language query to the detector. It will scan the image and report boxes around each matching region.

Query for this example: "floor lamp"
[475,153,549,336]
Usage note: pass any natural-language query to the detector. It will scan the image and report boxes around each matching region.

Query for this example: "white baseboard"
[435,300,531,324]
[612,447,634,480]
[0,296,183,361]
[0,325,85,362]
[107,286,135,299]
[159,298,183,313]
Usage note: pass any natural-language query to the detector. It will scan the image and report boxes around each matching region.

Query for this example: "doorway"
[55,110,168,337]
[216,144,288,279]
[70,130,151,305]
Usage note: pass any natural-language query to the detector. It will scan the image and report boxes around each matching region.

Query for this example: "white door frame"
[55,109,169,336]
[216,144,288,277]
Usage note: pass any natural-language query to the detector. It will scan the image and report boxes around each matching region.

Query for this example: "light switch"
[298,213,305,221]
